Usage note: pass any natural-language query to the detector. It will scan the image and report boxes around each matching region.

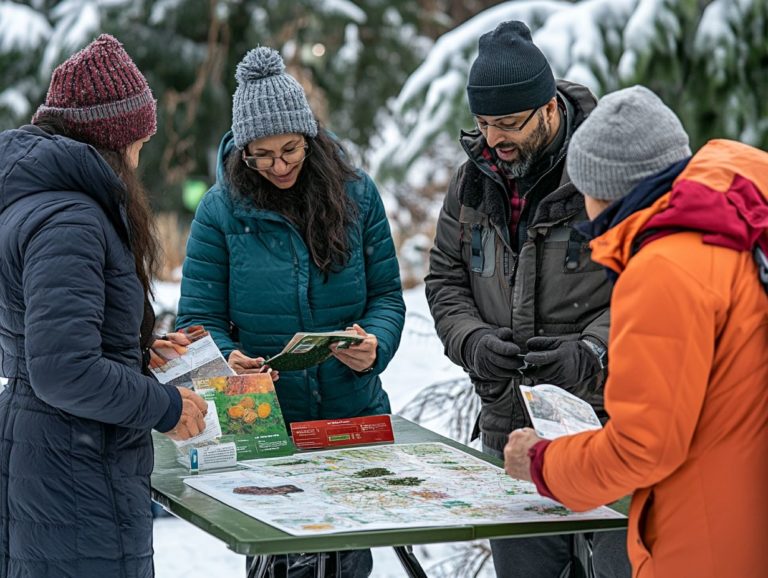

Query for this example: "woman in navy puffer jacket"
[0,35,206,578]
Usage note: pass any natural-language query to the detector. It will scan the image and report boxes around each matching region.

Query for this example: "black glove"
[522,336,604,388]
[464,327,523,380]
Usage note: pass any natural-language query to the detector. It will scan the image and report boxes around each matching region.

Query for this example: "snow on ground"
[152,284,493,577]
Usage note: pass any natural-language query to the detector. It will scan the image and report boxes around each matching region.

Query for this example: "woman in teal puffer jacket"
[176,47,405,578]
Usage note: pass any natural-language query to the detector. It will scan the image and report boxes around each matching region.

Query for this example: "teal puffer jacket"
[177,132,405,424]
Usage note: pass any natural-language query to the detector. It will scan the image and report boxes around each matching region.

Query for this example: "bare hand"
[503,428,543,482]
[331,324,378,373]
[149,331,191,369]
[180,325,207,342]
[228,350,280,382]
[166,387,208,441]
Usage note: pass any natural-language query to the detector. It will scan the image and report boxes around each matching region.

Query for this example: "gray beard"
[497,154,537,179]
[495,112,550,180]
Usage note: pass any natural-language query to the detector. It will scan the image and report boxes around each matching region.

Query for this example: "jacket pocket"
[537,229,612,327]
[629,488,654,575]
[564,240,604,274]
[460,207,496,278]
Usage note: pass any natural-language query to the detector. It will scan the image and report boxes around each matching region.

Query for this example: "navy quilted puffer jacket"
[0,127,180,578]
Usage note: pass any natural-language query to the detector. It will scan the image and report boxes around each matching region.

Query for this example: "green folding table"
[151,415,627,577]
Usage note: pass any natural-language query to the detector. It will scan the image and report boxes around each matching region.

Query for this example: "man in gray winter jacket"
[425,20,630,578]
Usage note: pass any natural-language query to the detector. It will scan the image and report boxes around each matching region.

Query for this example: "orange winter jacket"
[542,140,768,578]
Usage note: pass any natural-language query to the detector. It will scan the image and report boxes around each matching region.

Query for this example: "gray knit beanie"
[231,47,318,149]
[567,85,691,201]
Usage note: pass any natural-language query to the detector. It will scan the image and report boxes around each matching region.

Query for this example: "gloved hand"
[522,336,604,389]
[464,327,523,381]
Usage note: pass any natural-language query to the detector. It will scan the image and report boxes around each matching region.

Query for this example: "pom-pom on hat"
[32,34,156,151]
[231,46,318,149]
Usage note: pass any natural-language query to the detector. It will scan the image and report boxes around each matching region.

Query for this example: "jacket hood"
[0,126,126,224]
[590,139,768,276]
[215,130,237,191]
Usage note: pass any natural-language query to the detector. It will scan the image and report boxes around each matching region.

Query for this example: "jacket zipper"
[101,425,128,578]
[0,381,13,574]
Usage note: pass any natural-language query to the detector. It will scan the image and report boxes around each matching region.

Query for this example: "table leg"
[315,552,342,577]
[393,545,429,578]
[247,554,276,578]
[247,553,342,577]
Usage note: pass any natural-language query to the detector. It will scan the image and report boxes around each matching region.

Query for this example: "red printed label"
[290,415,394,449]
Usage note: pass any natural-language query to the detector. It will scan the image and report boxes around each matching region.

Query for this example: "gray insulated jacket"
[425,81,613,451]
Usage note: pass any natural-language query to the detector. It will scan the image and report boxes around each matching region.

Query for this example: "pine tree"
[0,0,433,209]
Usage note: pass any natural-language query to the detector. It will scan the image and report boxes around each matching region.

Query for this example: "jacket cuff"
[581,336,607,369]
[154,383,182,433]
[354,337,389,376]
[528,439,558,500]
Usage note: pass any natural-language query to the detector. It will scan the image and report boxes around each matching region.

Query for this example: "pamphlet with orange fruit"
[172,374,294,471]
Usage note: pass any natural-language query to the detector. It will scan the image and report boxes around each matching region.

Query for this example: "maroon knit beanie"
[32,34,157,151]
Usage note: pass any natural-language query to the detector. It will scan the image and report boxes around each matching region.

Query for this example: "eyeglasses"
[242,144,310,170]
[475,107,540,134]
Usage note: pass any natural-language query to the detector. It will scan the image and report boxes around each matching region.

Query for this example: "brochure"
[150,326,235,388]
[519,384,603,439]
[290,415,395,450]
[176,374,294,470]
[265,330,363,372]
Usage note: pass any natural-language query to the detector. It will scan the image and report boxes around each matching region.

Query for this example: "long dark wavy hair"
[226,127,358,278]
[32,113,159,298]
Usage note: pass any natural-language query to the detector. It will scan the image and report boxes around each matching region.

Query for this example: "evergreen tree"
[374,0,768,183]
[0,0,432,209]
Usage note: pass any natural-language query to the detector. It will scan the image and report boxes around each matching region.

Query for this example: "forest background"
[1,0,765,287]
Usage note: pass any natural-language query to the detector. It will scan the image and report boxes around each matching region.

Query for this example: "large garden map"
[183,442,624,536]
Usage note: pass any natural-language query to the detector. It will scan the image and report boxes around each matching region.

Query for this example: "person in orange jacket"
[504,85,768,578]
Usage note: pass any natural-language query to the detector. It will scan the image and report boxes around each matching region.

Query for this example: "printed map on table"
[183,442,624,536]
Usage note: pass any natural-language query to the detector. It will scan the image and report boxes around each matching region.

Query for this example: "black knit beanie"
[467,21,556,116]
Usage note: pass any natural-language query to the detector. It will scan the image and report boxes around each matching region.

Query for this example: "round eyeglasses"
[242,144,310,171]
[474,106,541,134]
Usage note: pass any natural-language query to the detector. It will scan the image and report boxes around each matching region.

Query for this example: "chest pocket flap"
[460,205,496,278]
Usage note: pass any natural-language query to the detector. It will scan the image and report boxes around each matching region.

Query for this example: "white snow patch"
[0,87,30,117]
[309,0,366,24]
[0,1,51,52]
[40,0,102,75]
[390,69,465,169]
[148,0,183,24]
[336,23,362,66]
[622,0,661,53]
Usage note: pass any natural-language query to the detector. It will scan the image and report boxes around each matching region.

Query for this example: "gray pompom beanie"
[567,85,691,201]
[231,46,318,149]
